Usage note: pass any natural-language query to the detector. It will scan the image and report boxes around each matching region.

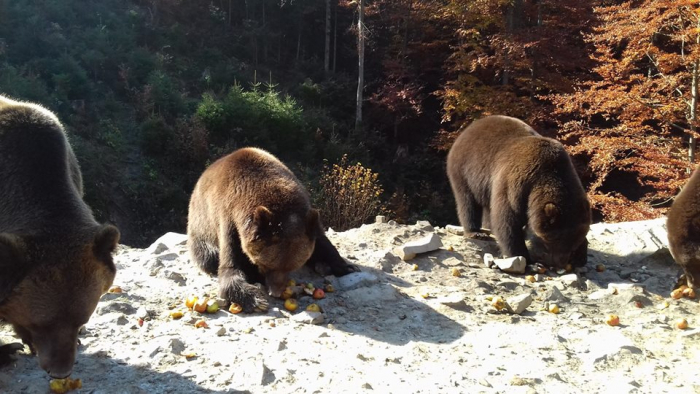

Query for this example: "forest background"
[1,0,698,246]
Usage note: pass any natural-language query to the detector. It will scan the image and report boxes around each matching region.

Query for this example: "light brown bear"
[667,165,700,289]
[0,95,119,378]
[187,147,358,312]
[446,115,591,268]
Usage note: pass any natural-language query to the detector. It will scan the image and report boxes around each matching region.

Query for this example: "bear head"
[0,225,118,378]
[241,206,320,297]
[529,200,591,268]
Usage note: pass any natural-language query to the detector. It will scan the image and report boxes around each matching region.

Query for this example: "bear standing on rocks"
[446,115,591,268]
[667,166,700,289]
[0,95,119,378]
[187,147,359,312]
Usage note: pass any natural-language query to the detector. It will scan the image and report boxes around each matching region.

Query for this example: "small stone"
[145,232,188,254]
[164,271,186,285]
[436,294,469,311]
[375,215,387,224]
[157,253,179,262]
[388,220,397,226]
[494,256,526,274]
[443,257,463,267]
[116,315,129,325]
[216,327,227,336]
[290,311,324,325]
[415,220,434,232]
[446,225,465,236]
[506,293,533,315]
[396,233,443,261]
[136,307,149,320]
[169,338,185,355]
[483,253,495,268]
[559,274,579,287]
[337,272,379,290]
[378,252,401,272]
[545,287,569,303]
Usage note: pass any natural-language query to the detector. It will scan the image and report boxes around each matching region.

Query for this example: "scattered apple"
[606,314,620,326]
[284,298,298,312]
[492,296,505,311]
[193,297,208,313]
[185,295,198,310]
[108,286,122,294]
[676,318,689,330]
[525,275,536,283]
[306,303,321,312]
[671,288,684,299]
[683,287,696,299]
[137,318,144,327]
[312,288,325,300]
[548,304,560,314]
[281,287,294,300]
[49,377,82,394]
[595,264,606,272]
[287,279,296,287]
[451,268,461,277]
[170,311,184,319]
[325,284,335,293]
[565,264,573,273]
[206,299,219,313]
[229,303,243,314]
[412,264,419,271]
[194,319,208,328]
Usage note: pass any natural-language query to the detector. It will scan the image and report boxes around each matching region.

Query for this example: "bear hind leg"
[307,235,360,277]
[189,236,219,276]
[455,189,490,240]
[0,343,24,366]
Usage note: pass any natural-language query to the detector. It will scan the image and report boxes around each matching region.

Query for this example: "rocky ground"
[1,218,699,393]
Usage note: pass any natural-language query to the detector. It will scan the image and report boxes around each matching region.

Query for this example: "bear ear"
[306,209,322,238]
[543,203,560,224]
[93,225,120,257]
[0,233,28,304]
[252,206,274,239]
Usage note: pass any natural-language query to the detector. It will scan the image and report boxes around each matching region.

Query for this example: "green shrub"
[140,115,173,156]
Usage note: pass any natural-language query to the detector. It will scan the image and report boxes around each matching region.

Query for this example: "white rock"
[157,253,179,262]
[483,253,495,268]
[588,289,614,300]
[290,311,324,325]
[375,215,387,224]
[146,232,188,255]
[415,220,434,232]
[216,327,227,336]
[435,294,468,310]
[136,306,149,319]
[396,233,443,261]
[494,256,526,274]
[608,283,645,292]
[559,274,579,287]
[337,272,379,290]
[506,293,533,314]
[446,225,465,236]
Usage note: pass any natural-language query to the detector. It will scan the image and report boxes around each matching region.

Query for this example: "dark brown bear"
[667,166,700,289]
[0,95,119,378]
[446,115,591,268]
[187,147,358,312]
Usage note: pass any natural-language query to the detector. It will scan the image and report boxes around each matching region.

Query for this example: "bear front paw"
[220,282,269,313]
[0,343,24,365]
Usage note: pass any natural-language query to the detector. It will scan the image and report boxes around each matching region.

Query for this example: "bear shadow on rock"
[0,351,248,394]
[298,264,468,346]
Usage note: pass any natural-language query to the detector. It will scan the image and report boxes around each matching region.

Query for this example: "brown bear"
[187,147,359,312]
[446,115,591,268]
[0,95,119,378]
[667,165,700,289]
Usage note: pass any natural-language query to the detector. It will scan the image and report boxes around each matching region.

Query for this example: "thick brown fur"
[187,147,358,312]
[0,95,118,378]
[446,115,591,268]
[667,165,700,289]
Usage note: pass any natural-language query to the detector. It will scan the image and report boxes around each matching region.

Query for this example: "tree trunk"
[503,0,522,86]
[690,61,698,165]
[355,0,365,132]
[324,0,331,75]
[333,0,338,73]
[296,0,303,63]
